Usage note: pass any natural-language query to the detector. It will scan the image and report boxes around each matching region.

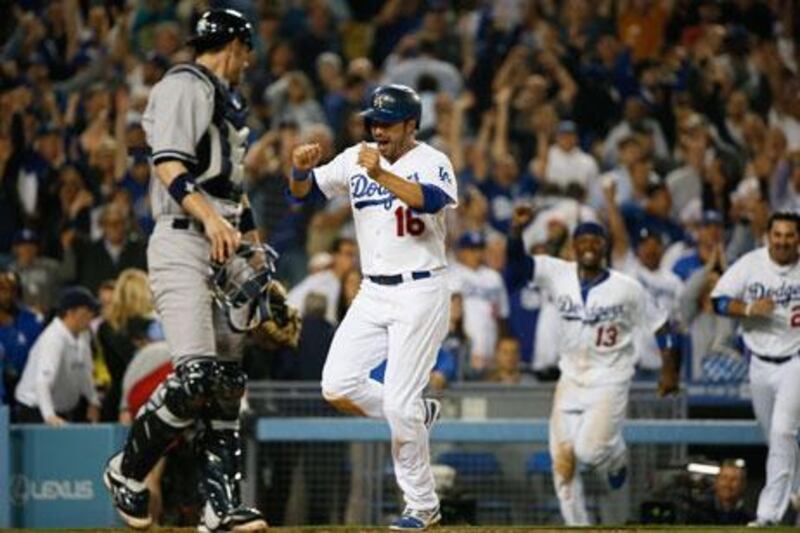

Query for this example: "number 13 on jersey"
[596,325,619,347]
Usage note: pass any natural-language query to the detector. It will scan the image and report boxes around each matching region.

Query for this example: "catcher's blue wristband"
[292,167,311,182]
[240,207,256,233]
[168,171,197,205]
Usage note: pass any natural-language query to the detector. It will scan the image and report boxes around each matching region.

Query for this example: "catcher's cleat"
[198,501,268,532]
[390,506,442,530]
[103,453,152,529]
[423,398,441,431]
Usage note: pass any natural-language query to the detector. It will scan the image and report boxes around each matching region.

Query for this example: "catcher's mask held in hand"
[210,242,279,332]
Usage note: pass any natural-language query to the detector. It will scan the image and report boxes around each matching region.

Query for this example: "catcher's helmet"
[360,84,422,129]
[188,9,253,52]
[210,242,279,332]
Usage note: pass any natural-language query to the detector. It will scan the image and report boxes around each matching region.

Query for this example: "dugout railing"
[243,381,693,526]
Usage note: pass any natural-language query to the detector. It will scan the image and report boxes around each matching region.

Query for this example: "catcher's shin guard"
[118,360,213,480]
[119,408,186,481]
[197,426,266,531]
[198,362,266,531]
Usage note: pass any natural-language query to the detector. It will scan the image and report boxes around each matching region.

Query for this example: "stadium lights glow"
[687,463,721,475]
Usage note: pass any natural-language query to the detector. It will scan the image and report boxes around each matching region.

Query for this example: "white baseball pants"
[549,375,629,526]
[321,275,450,512]
[750,355,800,523]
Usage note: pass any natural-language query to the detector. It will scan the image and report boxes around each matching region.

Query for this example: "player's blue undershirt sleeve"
[285,171,326,205]
[417,183,454,214]
[505,236,534,291]
[711,296,734,316]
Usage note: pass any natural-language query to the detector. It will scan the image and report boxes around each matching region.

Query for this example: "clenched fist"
[510,204,535,235]
[292,142,322,171]
[357,142,382,179]
[746,298,775,318]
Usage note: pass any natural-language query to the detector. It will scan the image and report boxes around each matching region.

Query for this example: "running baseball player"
[710,212,800,526]
[289,84,457,530]
[507,206,680,526]
[103,10,268,532]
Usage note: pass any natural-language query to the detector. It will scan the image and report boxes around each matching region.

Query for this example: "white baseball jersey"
[617,253,684,369]
[312,142,458,275]
[287,269,341,325]
[531,255,667,385]
[711,247,800,356]
[450,262,509,362]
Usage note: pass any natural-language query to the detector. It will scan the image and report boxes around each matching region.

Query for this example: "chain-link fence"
[244,381,687,527]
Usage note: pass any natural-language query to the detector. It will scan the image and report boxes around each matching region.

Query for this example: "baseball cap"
[13,228,39,246]
[634,226,663,247]
[145,51,171,72]
[556,120,578,135]
[573,221,607,240]
[130,148,150,166]
[701,210,724,226]
[57,286,100,314]
[456,231,486,249]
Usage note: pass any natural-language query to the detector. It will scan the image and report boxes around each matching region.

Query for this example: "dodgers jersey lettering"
[312,142,457,275]
[533,255,667,385]
[711,247,800,356]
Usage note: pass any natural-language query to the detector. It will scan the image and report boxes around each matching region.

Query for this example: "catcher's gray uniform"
[105,54,267,533]
[142,62,249,365]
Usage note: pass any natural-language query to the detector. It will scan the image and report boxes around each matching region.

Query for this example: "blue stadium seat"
[525,451,552,475]
[436,451,502,478]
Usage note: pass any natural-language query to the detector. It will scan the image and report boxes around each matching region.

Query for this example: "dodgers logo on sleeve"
[438,166,451,184]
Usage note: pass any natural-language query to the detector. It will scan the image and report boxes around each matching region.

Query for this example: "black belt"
[171,217,205,232]
[754,354,794,365]
[368,271,432,286]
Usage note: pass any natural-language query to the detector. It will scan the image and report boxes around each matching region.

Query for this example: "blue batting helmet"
[360,84,422,129]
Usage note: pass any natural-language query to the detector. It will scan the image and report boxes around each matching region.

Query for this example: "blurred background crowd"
[2,0,799,526]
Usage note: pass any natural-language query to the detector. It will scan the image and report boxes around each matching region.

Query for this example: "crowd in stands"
[1,0,797,525]
[2,0,799,417]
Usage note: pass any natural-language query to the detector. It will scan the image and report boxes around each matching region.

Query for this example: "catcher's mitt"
[252,280,302,349]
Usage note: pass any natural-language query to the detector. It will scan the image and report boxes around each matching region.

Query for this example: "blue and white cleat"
[390,506,442,530]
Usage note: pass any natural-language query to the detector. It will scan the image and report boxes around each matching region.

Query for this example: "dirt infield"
[5,526,797,533]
